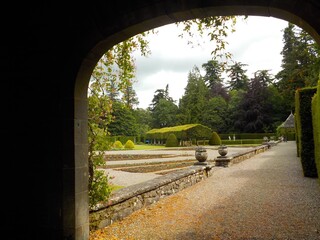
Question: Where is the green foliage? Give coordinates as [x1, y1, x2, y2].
[295, 86, 318, 178]
[201, 97, 228, 132]
[295, 112, 300, 157]
[147, 124, 198, 134]
[87, 122, 113, 211]
[165, 133, 179, 147]
[107, 135, 136, 144]
[88, 124, 113, 152]
[221, 139, 264, 145]
[208, 132, 222, 145]
[124, 139, 135, 149]
[149, 84, 172, 110]
[276, 112, 296, 141]
[108, 102, 139, 136]
[176, 16, 241, 63]
[280, 131, 296, 141]
[150, 98, 179, 128]
[276, 126, 296, 140]
[178, 66, 209, 124]
[202, 60, 229, 100]
[219, 133, 275, 140]
[234, 70, 277, 133]
[276, 23, 320, 110]
[146, 124, 212, 141]
[133, 108, 152, 136]
[226, 62, 249, 91]
[89, 169, 112, 210]
[88, 32, 151, 207]
[113, 140, 123, 149]
[312, 80, 320, 183]
[88, 150, 113, 210]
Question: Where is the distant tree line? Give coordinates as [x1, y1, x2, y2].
[92, 22, 319, 139]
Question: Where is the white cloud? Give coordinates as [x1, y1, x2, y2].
[133, 16, 289, 109]
[135, 71, 188, 108]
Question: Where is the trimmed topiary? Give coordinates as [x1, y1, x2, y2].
[208, 132, 222, 145]
[113, 140, 123, 149]
[295, 86, 318, 178]
[146, 124, 212, 143]
[165, 133, 179, 147]
[312, 80, 320, 183]
[124, 140, 135, 149]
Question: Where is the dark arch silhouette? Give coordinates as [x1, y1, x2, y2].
[5, 1, 320, 239]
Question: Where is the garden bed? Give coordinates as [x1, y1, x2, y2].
[111, 160, 197, 173]
[104, 153, 184, 161]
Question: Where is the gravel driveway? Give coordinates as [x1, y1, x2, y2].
[91, 141, 320, 240]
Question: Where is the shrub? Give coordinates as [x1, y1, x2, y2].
[208, 132, 222, 145]
[124, 139, 135, 149]
[312, 80, 320, 183]
[295, 87, 318, 178]
[165, 133, 179, 147]
[89, 169, 112, 210]
[113, 140, 123, 149]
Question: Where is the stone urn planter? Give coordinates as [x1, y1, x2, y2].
[195, 146, 208, 162]
[218, 145, 228, 156]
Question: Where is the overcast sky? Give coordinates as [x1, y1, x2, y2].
[133, 16, 289, 109]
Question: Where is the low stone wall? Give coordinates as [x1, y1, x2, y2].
[89, 144, 273, 230]
[231, 147, 264, 165]
[215, 144, 271, 167]
[89, 165, 214, 230]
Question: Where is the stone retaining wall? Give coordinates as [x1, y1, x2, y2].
[214, 144, 271, 167]
[89, 165, 213, 230]
[89, 144, 273, 230]
[230, 144, 270, 165]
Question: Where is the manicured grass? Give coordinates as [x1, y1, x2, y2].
[132, 144, 167, 150]
[110, 145, 165, 151]
[221, 139, 264, 145]
[225, 144, 262, 147]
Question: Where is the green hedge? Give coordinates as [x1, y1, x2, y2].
[312, 80, 320, 183]
[208, 132, 222, 145]
[295, 86, 318, 178]
[276, 127, 296, 141]
[219, 133, 275, 140]
[146, 124, 212, 141]
[295, 112, 300, 157]
[165, 133, 179, 147]
[222, 139, 264, 145]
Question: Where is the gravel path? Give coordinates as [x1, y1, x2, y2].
[91, 142, 320, 240]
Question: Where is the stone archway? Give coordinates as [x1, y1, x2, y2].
[75, 2, 320, 240]
[6, 1, 320, 240]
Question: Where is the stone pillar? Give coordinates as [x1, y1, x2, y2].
[214, 155, 233, 167]
[215, 145, 232, 167]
